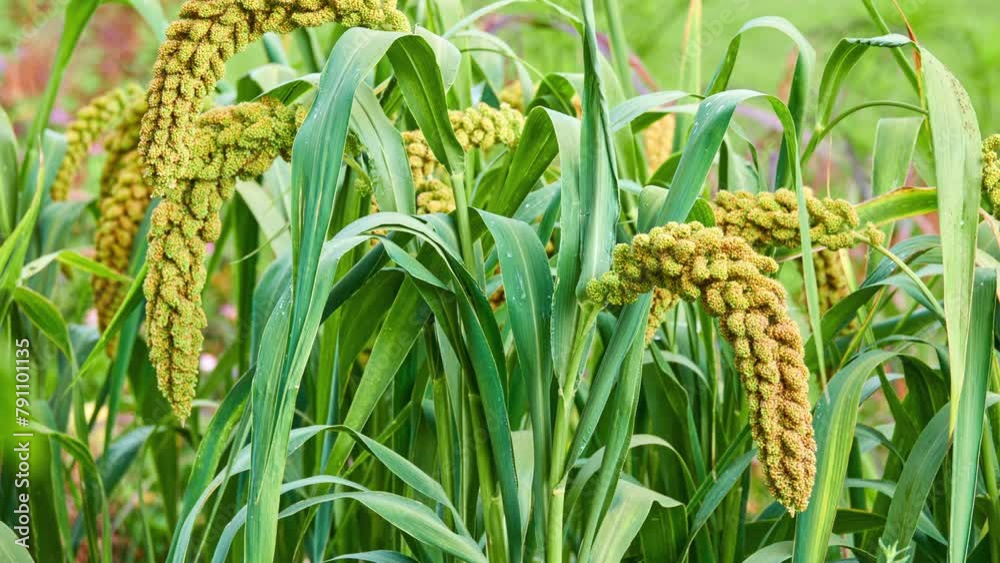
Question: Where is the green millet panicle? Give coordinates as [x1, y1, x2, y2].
[51, 84, 145, 201]
[93, 150, 151, 339]
[712, 189, 860, 251]
[450, 102, 525, 152]
[145, 99, 305, 419]
[983, 134, 1000, 214]
[100, 95, 148, 189]
[402, 130, 440, 183]
[401, 103, 525, 212]
[812, 248, 850, 314]
[416, 178, 456, 214]
[645, 288, 678, 342]
[499, 81, 526, 112]
[587, 222, 816, 512]
[139, 0, 409, 192]
[403, 103, 526, 184]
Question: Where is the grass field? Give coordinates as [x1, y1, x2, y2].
[1, 0, 999, 561]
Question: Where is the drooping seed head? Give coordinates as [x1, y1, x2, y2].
[712, 188, 861, 251]
[588, 222, 816, 512]
[984, 134, 1000, 215]
[139, 0, 409, 193]
[145, 98, 305, 419]
[51, 84, 145, 201]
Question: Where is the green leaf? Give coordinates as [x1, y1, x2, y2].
[280, 492, 487, 563]
[948, 268, 997, 560]
[333, 551, 420, 563]
[574, 0, 621, 297]
[325, 279, 430, 474]
[255, 28, 465, 563]
[880, 405, 950, 554]
[13, 286, 74, 367]
[793, 350, 901, 563]
[0, 105, 17, 236]
[20, 250, 132, 283]
[0, 522, 32, 563]
[589, 480, 681, 563]
[352, 84, 415, 214]
[480, 210, 554, 535]
[920, 46, 983, 432]
[855, 187, 937, 227]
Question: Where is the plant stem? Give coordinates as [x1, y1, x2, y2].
[451, 154, 477, 275]
[546, 304, 600, 563]
[468, 393, 509, 563]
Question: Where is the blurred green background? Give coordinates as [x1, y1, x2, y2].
[2, 0, 997, 157]
[476, 0, 998, 136]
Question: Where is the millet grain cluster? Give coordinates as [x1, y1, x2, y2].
[587, 222, 816, 512]
[52, 84, 145, 201]
[138, 0, 410, 193]
[144, 99, 305, 418]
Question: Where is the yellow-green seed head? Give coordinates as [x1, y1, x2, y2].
[139, 0, 409, 193]
[144, 98, 305, 419]
[416, 179, 456, 215]
[644, 115, 675, 175]
[51, 84, 145, 201]
[588, 222, 816, 512]
[812, 248, 850, 314]
[712, 189, 861, 251]
[402, 103, 525, 213]
[93, 150, 151, 345]
[983, 134, 1000, 214]
[403, 130, 440, 183]
[645, 287, 678, 342]
[450, 102, 525, 152]
[499, 81, 526, 112]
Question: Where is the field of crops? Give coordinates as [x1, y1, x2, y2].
[1, 0, 998, 561]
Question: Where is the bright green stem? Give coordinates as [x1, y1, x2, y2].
[603, 0, 632, 96]
[432, 371, 455, 518]
[451, 157, 477, 275]
[546, 304, 601, 563]
[468, 393, 509, 563]
[981, 417, 1000, 563]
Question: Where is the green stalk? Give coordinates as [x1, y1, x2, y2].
[450, 153, 477, 275]
[603, 0, 632, 96]
[980, 417, 1000, 563]
[468, 393, 509, 562]
[546, 304, 601, 563]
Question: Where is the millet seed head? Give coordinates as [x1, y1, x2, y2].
[51, 84, 146, 201]
[139, 0, 409, 193]
[712, 188, 861, 251]
[587, 222, 816, 512]
[93, 150, 151, 354]
[144, 98, 305, 419]
[644, 115, 675, 175]
[983, 134, 1000, 215]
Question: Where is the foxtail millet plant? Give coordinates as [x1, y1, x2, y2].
[93, 150, 150, 339]
[138, 0, 409, 192]
[399, 102, 526, 214]
[144, 98, 305, 419]
[984, 134, 1000, 214]
[711, 188, 861, 251]
[812, 248, 850, 313]
[643, 114, 675, 174]
[587, 222, 816, 512]
[51, 83, 145, 201]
